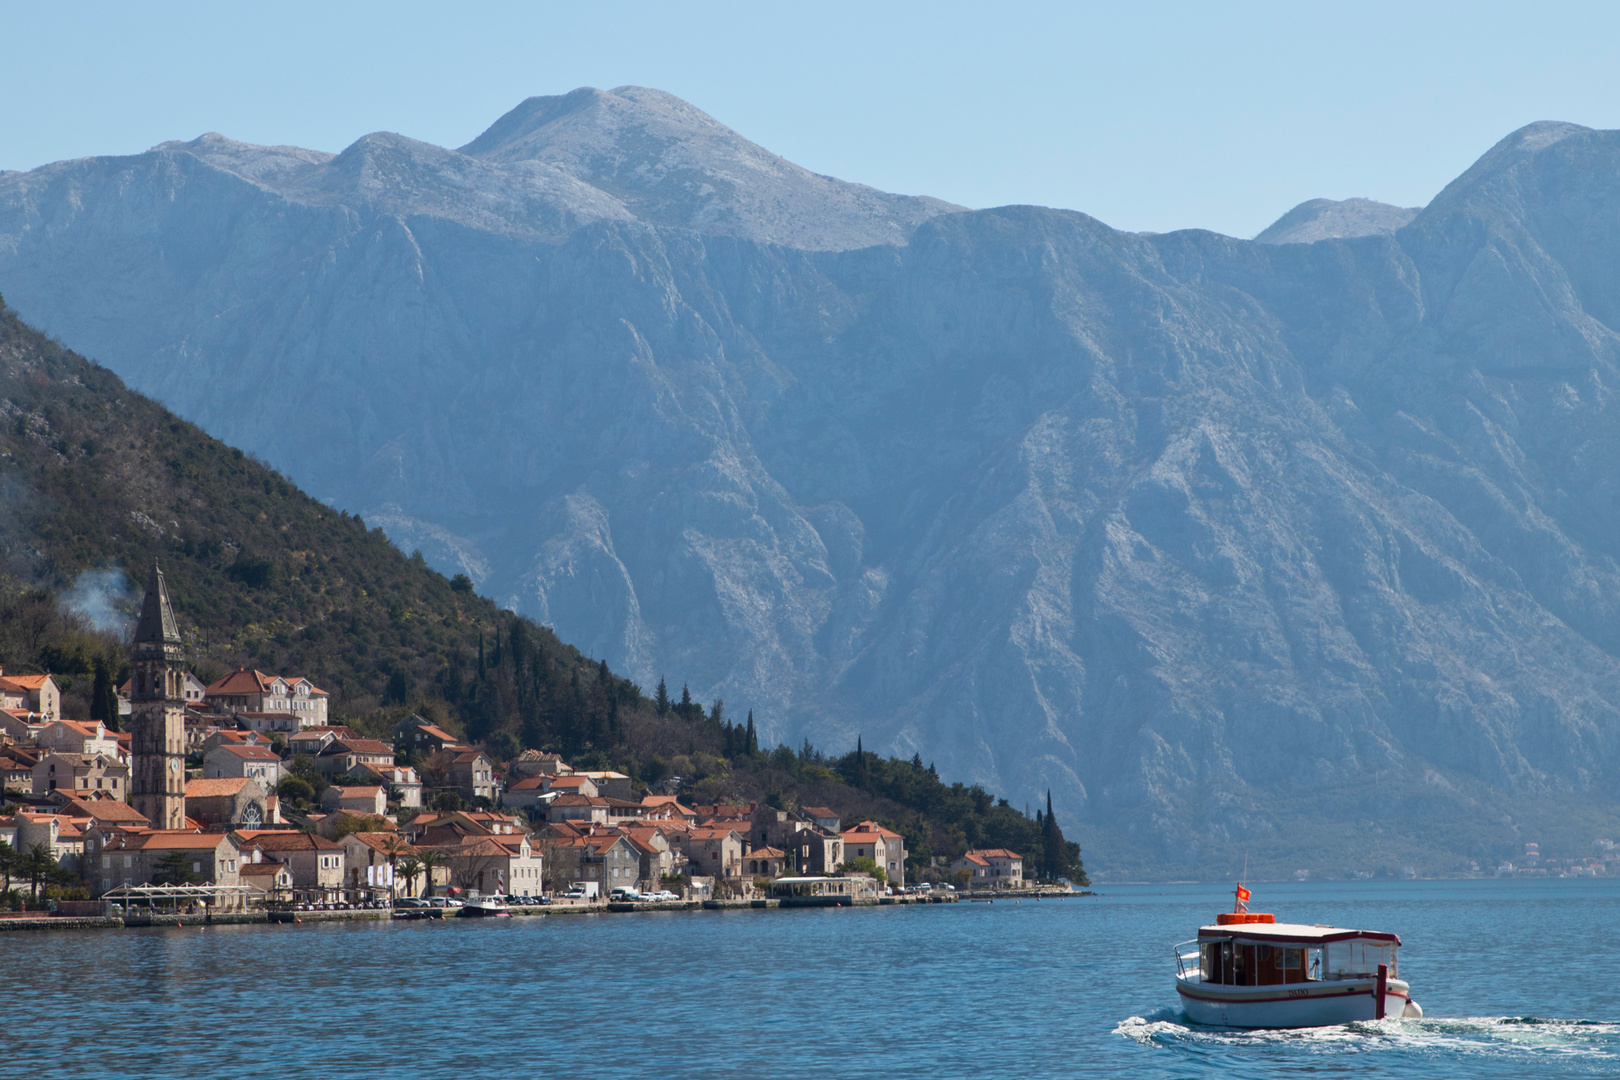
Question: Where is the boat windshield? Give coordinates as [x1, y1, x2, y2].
[1195, 936, 1395, 984]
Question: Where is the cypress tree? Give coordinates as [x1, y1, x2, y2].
[477, 632, 487, 681]
[856, 735, 868, 789]
[1042, 789, 1065, 880]
[90, 657, 119, 732]
[745, 710, 758, 755]
[679, 684, 693, 721]
[655, 677, 670, 715]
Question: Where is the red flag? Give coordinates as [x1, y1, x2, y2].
[1236, 885, 1251, 903]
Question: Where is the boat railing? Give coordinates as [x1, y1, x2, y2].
[1173, 939, 1201, 979]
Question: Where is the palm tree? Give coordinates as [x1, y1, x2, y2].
[415, 847, 443, 898]
[22, 843, 57, 904]
[395, 855, 425, 898]
[0, 837, 17, 898]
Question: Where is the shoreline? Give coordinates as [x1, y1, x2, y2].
[0, 887, 1089, 932]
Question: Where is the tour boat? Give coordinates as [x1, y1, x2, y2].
[1173, 887, 1421, 1028]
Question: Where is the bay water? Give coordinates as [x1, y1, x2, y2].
[9, 878, 1618, 1078]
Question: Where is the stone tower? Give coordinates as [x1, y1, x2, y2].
[129, 564, 186, 830]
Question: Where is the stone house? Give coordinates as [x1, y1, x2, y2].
[0, 709, 46, 744]
[543, 774, 599, 798]
[94, 831, 249, 907]
[685, 828, 744, 880]
[31, 752, 129, 799]
[357, 762, 423, 808]
[185, 776, 270, 829]
[546, 794, 611, 824]
[392, 714, 462, 755]
[449, 749, 496, 802]
[54, 792, 152, 832]
[240, 859, 294, 900]
[742, 846, 788, 878]
[35, 720, 120, 759]
[506, 750, 570, 781]
[802, 806, 841, 832]
[196, 728, 266, 757]
[313, 738, 396, 778]
[572, 771, 633, 800]
[640, 796, 698, 824]
[1, 745, 39, 791]
[841, 821, 907, 886]
[234, 830, 345, 902]
[286, 725, 360, 757]
[788, 827, 844, 875]
[204, 743, 285, 790]
[0, 668, 60, 720]
[618, 825, 678, 887]
[502, 776, 555, 813]
[16, 811, 84, 872]
[541, 831, 639, 893]
[440, 833, 544, 897]
[951, 848, 1023, 886]
[338, 831, 415, 899]
[203, 667, 329, 728]
[322, 785, 389, 816]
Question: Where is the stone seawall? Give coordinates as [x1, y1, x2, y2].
[0, 915, 123, 932]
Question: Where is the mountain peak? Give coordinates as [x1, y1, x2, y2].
[1254, 197, 1420, 244]
[457, 86, 961, 249]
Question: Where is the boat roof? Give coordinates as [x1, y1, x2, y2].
[1198, 922, 1401, 945]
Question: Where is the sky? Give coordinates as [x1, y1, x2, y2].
[4, 2, 1619, 238]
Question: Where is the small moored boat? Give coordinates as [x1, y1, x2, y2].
[457, 896, 512, 918]
[1174, 886, 1421, 1028]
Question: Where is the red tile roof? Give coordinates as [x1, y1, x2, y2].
[130, 831, 230, 851]
[204, 667, 327, 697]
[217, 744, 281, 761]
[186, 777, 254, 798]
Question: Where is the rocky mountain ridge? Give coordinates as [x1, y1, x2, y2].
[3, 97, 1620, 876]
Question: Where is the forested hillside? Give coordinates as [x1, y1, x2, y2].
[0, 296, 1082, 882]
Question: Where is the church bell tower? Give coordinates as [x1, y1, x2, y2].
[130, 564, 187, 830]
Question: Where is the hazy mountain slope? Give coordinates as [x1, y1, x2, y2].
[1255, 196, 1420, 243]
[3, 101, 1620, 877]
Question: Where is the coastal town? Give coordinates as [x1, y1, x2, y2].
[0, 567, 1051, 924]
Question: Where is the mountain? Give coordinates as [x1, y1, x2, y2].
[0, 298, 1074, 876]
[4, 95, 1620, 877]
[1253, 196, 1420, 243]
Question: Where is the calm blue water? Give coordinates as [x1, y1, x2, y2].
[9, 879, 1619, 1078]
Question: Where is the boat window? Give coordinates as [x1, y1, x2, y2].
[1306, 947, 1322, 981]
[1221, 941, 1233, 985]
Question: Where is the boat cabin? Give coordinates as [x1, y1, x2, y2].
[1193, 917, 1400, 987]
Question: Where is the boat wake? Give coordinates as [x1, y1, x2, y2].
[1115, 1011, 1620, 1073]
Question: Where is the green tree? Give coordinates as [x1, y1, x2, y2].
[22, 843, 61, 903]
[0, 837, 17, 895]
[395, 855, 424, 897]
[840, 855, 887, 885]
[416, 847, 444, 898]
[654, 677, 670, 715]
[276, 775, 317, 808]
[150, 849, 204, 887]
[90, 656, 120, 731]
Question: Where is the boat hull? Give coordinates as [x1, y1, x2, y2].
[1177, 976, 1413, 1028]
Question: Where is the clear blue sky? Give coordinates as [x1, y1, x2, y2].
[4, 2, 1619, 238]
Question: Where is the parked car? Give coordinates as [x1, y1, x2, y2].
[609, 886, 642, 902]
[395, 897, 429, 909]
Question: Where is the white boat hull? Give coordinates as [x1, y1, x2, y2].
[1176, 975, 1415, 1028]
